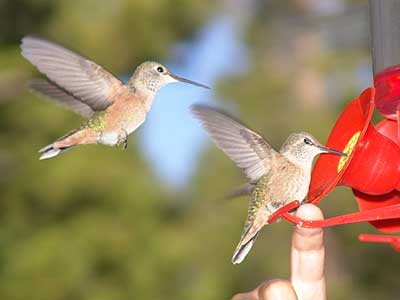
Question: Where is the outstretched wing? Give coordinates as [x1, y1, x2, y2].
[191, 105, 278, 182]
[29, 79, 95, 118]
[21, 36, 125, 111]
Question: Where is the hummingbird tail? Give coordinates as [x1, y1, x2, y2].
[38, 144, 71, 160]
[232, 232, 260, 264]
[38, 129, 98, 160]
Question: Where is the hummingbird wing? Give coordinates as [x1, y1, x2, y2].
[224, 183, 256, 200]
[21, 36, 125, 111]
[191, 105, 278, 182]
[29, 79, 95, 118]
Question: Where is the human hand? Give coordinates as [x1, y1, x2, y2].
[231, 204, 326, 300]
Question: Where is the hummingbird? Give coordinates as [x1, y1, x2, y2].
[21, 36, 209, 160]
[191, 105, 346, 264]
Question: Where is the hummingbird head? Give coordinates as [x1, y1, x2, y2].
[128, 61, 209, 93]
[280, 132, 346, 167]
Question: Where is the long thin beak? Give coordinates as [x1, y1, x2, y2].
[169, 73, 210, 89]
[318, 145, 347, 156]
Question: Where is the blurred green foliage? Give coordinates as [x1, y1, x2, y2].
[0, 1, 399, 300]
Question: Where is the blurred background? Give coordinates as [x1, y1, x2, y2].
[0, 0, 398, 299]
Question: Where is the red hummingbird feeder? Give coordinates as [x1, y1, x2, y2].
[307, 87, 400, 200]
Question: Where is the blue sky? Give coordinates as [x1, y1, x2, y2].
[137, 15, 249, 189]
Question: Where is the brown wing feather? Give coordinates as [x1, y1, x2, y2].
[29, 79, 95, 118]
[191, 105, 278, 182]
[21, 36, 125, 111]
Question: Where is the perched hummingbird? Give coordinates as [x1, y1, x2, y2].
[191, 105, 346, 264]
[21, 36, 209, 160]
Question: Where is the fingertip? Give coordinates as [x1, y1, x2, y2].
[292, 204, 325, 251]
[295, 203, 324, 221]
[259, 279, 298, 300]
[291, 203, 326, 295]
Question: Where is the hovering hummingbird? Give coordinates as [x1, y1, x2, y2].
[191, 105, 346, 264]
[21, 36, 209, 160]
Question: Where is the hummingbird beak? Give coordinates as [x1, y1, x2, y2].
[318, 145, 347, 156]
[169, 73, 210, 89]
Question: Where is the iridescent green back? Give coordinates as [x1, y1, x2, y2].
[242, 173, 271, 234]
[80, 111, 106, 131]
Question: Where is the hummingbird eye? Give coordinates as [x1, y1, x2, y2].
[304, 138, 313, 145]
[156, 66, 164, 73]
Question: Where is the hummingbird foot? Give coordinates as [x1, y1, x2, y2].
[116, 130, 129, 149]
[296, 221, 304, 229]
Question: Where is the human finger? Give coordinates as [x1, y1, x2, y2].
[290, 204, 326, 300]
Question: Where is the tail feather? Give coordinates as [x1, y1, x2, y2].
[231, 212, 266, 264]
[232, 232, 260, 264]
[38, 129, 88, 160]
[38, 144, 71, 160]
